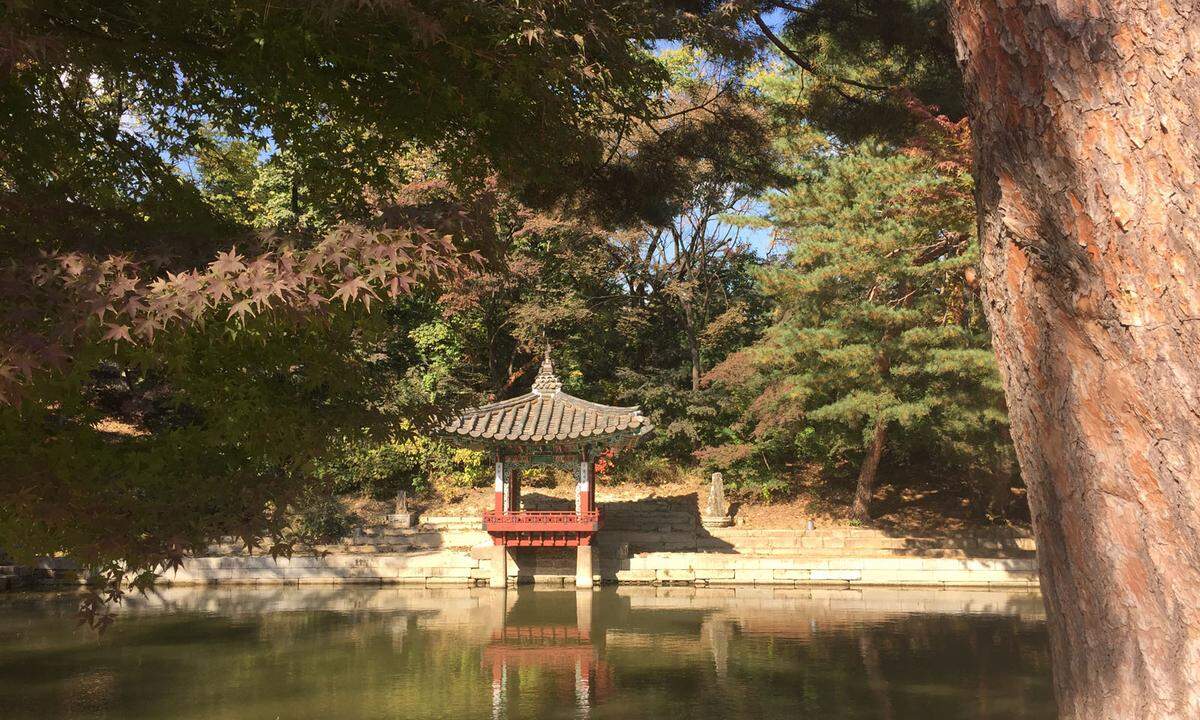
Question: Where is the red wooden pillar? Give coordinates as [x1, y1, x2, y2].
[587, 460, 596, 514]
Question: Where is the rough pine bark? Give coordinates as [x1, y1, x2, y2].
[853, 419, 888, 521]
[946, 2, 1200, 717]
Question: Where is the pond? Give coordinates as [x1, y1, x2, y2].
[0, 586, 1055, 719]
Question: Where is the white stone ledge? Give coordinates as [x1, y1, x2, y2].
[155, 550, 1038, 589]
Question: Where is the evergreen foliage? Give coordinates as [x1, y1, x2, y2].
[707, 130, 1015, 517]
[767, 0, 963, 142]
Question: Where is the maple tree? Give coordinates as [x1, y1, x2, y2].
[0, 1, 759, 621]
[0, 0, 752, 398]
[0, 229, 474, 399]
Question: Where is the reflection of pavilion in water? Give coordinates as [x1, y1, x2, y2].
[481, 585, 1048, 719]
[481, 587, 867, 716]
[485, 590, 610, 719]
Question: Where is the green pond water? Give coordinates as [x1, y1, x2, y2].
[0, 586, 1055, 719]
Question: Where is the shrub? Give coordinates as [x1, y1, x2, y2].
[607, 451, 685, 486]
[519, 466, 568, 488]
[314, 428, 488, 501]
[290, 493, 358, 545]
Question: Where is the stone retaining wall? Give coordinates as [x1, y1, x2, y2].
[1, 556, 78, 590]
[3, 514, 1040, 591]
[612, 553, 1038, 587]
[268, 515, 1036, 560]
[152, 548, 1038, 589]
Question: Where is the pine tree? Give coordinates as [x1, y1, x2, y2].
[712, 139, 1011, 520]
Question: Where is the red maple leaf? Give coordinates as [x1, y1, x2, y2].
[102, 324, 133, 343]
[331, 276, 370, 308]
[209, 249, 246, 275]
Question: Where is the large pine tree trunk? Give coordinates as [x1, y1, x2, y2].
[946, 2, 1200, 717]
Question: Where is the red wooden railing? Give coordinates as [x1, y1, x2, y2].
[482, 510, 600, 546]
[483, 510, 599, 524]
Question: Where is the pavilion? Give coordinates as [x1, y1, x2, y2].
[439, 348, 651, 587]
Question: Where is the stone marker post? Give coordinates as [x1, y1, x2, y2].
[701, 472, 732, 528]
[391, 489, 418, 528]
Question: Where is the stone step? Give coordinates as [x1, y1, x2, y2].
[328, 547, 1002, 560]
[704, 527, 1030, 541]
[346, 537, 488, 550]
[369, 516, 483, 531]
[418, 516, 483, 527]
[643, 547, 1027, 559]
[602, 525, 701, 533]
[618, 552, 1038, 569]
[693, 536, 1033, 550]
[359, 526, 486, 539]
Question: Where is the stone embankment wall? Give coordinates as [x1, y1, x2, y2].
[1, 556, 81, 590]
[163, 547, 1038, 588]
[167, 508, 1038, 589]
[3, 503, 1040, 591]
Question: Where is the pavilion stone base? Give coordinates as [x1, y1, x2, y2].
[492, 549, 576, 588]
[488, 545, 508, 588]
[575, 545, 595, 588]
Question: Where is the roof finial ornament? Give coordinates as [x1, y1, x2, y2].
[532, 342, 562, 394]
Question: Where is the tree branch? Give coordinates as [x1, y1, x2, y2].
[752, 14, 891, 95]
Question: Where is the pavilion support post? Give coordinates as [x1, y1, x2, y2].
[577, 452, 592, 514]
[489, 544, 508, 588]
[575, 544, 594, 588]
[587, 460, 596, 514]
[493, 457, 505, 514]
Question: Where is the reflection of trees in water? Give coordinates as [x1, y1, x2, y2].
[1, 592, 501, 720]
[0, 588, 1054, 720]
[579, 591, 1054, 720]
[859, 634, 894, 720]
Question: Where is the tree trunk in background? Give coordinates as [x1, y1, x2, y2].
[947, 2, 1200, 717]
[985, 448, 1016, 520]
[682, 300, 702, 391]
[688, 337, 701, 392]
[853, 419, 887, 521]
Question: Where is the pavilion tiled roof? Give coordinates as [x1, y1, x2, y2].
[439, 351, 651, 445]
